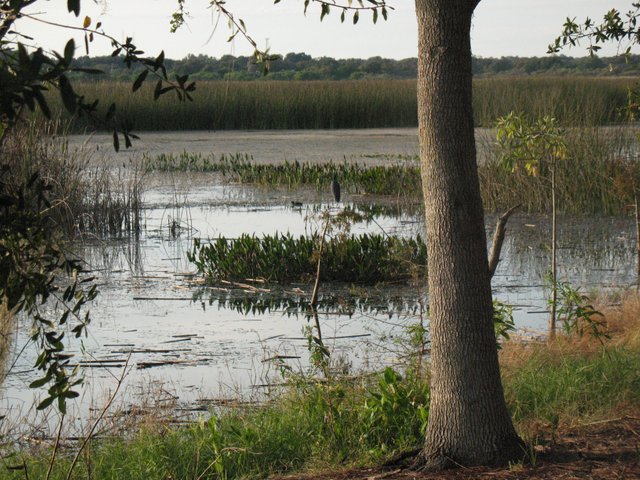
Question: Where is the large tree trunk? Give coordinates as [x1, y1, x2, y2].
[415, 0, 522, 469]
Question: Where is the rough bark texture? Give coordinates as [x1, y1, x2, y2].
[415, 0, 522, 469]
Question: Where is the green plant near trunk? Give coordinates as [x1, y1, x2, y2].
[493, 299, 516, 349]
[496, 112, 568, 336]
[554, 282, 609, 343]
[187, 233, 427, 284]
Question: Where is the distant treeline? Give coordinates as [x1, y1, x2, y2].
[71, 52, 640, 82]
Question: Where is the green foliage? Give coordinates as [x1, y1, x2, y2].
[496, 112, 568, 177]
[4, 372, 429, 478]
[549, 3, 640, 57]
[0, 164, 96, 413]
[493, 300, 516, 349]
[554, 282, 610, 343]
[145, 152, 422, 196]
[0, 0, 195, 150]
[188, 233, 427, 285]
[361, 368, 430, 450]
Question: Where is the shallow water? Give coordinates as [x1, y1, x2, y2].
[1, 129, 637, 437]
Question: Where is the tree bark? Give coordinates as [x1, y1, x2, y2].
[415, 0, 522, 469]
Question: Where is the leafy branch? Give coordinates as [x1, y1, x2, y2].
[0, 166, 96, 413]
[1, 0, 195, 150]
[548, 3, 640, 57]
[170, 0, 392, 75]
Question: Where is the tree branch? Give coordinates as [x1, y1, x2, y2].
[488, 204, 520, 278]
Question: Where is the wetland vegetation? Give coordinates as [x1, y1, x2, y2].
[144, 152, 421, 196]
[3, 292, 640, 480]
[5, 37, 640, 479]
[50, 76, 634, 131]
[188, 233, 427, 284]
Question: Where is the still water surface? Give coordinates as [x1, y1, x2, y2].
[1, 130, 635, 436]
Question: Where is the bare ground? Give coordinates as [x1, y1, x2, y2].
[277, 416, 640, 480]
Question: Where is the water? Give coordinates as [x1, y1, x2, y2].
[1, 129, 636, 437]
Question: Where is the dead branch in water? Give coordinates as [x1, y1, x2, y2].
[488, 204, 521, 278]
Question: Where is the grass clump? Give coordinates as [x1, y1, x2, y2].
[145, 152, 422, 196]
[4, 370, 429, 479]
[188, 233, 427, 284]
[502, 290, 640, 428]
[3, 121, 144, 237]
[504, 346, 640, 425]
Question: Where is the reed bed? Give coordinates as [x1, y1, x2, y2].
[188, 233, 427, 284]
[3, 121, 145, 238]
[55, 77, 633, 131]
[479, 126, 640, 215]
[145, 152, 422, 196]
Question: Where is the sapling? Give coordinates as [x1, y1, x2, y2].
[496, 112, 568, 337]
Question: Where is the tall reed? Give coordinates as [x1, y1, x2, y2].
[480, 126, 640, 215]
[47, 77, 634, 131]
[3, 121, 145, 237]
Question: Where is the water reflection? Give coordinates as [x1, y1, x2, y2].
[1, 199, 636, 434]
[193, 284, 425, 318]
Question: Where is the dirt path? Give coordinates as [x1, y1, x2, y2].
[278, 416, 640, 480]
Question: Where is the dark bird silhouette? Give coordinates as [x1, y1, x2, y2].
[331, 176, 341, 202]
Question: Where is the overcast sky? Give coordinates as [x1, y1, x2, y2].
[18, 1, 636, 60]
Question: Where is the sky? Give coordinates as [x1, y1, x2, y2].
[17, 1, 637, 60]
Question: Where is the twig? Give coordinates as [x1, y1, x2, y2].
[310, 220, 330, 308]
[45, 414, 64, 480]
[635, 193, 639, 291]
[488, 204, 521, 278]
[65, 354, 131, 480]
[580, 416, 623, 427]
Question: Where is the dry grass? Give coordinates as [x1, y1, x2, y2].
[597, 291, 640, 348]
[500, 290, 640, 369]
[498, 290, 640, 440]
[3, 120, 145, 238]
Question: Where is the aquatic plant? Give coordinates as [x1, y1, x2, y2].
[187, 233, 427, 284]
[145, 152, 423, 196]
[480, 126, 640, 215]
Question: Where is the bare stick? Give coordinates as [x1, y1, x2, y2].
[45, 414, 65, 480]
[635, 193, 640, 291]
[310, 220, 330, 309]
[488, 204, 521, 278]
[65, 354, 131, 480]
[550, 167, 557, 338]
